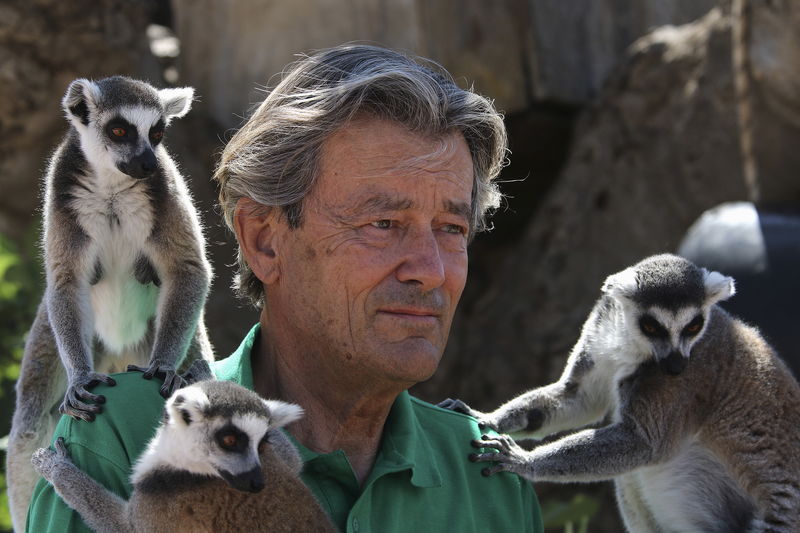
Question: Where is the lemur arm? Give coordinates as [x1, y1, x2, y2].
[471, 419, 653, 483]
[31, 438, 132, 533]
[440, 350, 610, 439]
[45, 218, 116, 420]
[138, 213, 210, 397]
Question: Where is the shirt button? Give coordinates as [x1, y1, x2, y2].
[352, 518, 360, 532]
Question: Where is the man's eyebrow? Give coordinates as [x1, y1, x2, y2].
[444, 200, 471, 220]
[351, 195, 414, 213]
[347, 194, 471, 220]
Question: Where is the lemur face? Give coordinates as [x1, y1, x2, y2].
[635, 305, 707, 375]
[157, 381, 303, 493]
[61, 76, 193, 180]
[204, 412, 272, 493]
[602, 254, 736, 375]
[94, 106, 165, 180]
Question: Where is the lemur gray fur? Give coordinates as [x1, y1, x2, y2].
[32, 380, 337, 533]
[441, 254, 800, 533]
[7, 76, 214, 531]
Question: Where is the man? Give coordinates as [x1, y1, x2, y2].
[27, 44, 544, 532]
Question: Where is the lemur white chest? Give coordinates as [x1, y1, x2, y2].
[586, 330, 643, 420]
[69, 171, 159, 354]
[70, 170, 154, 249]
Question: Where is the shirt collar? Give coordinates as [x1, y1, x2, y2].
[210, 323, 257, 390]
[291, 392, 442, 489]
[214, 323, 442, 489]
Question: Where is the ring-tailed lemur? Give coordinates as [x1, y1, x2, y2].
[7, 76, 214, 531]
[441, 254, 800, 533]
[32, 380, 337, 533]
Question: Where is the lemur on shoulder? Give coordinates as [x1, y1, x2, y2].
[33, 380, 337, 533]
[7, 76, 214, 531]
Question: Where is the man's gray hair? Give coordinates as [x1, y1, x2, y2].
[214, 44, 507, 307]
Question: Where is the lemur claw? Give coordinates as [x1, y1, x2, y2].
[53, 436, 69, 457]
[438, 398, 478, 416]
[59, 372, 116, 421]
[127, 364, 186, 398]
[159, 370, 186, 398]
[438, 398, 497, 431]
[468, 435, 522, 477]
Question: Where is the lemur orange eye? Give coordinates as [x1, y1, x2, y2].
[643, 323, 657, 333]
[111, 127, 126, 137]
[221, 434, 237, 449]
[151, 131, 163, 141]
[686, 323, 701, 333]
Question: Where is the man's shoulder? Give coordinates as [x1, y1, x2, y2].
[53, 372, 167, 466]
[405, 395, 542, 531]
[408, 395, 483, 437]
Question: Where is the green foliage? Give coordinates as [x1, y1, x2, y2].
[0, 231, 43, 533]
[0, 233, 41, 390]
[542, 493, 600, 533]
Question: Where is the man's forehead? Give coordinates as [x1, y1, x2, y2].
[314, 117, 474, 214]
[320, 117, 472, 174]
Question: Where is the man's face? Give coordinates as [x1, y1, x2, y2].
[267, 116, 473, 388]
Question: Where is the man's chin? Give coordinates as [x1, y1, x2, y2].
[379, 338, 444, 383]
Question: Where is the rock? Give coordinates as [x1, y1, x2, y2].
[172, 0, 717, 126]
[742, 0, 800, 205]
[0, 0, 158, 244]
[420, 8, 748, 406]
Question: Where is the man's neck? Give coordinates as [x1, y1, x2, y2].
[251, 322, 405, 486]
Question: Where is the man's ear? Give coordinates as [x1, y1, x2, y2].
[234, 198, 282, 286]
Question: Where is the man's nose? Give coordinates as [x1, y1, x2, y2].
[396, 228, 446, 289]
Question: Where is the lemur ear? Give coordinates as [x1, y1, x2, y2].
[159, 87, 194, 118]
[601, 266, 638, 301]
[703, 269, 735, 305]
[263, 400, 304, 429]
[62, 78, 101, 126]
[166, 384, 209, 426]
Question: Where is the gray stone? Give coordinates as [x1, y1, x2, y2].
[172, 0, 717, 125]
[0, 0, 157, 243]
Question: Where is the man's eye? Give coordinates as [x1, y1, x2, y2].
[443, 224, 467, 235]
[370, 220, 393, 229]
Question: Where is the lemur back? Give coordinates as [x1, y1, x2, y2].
[32, 381, 337, 533]
[7, 76, 214, 531]
[442, 254, 800, 533]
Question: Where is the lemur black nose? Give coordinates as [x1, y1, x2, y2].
[249, 477, 265, 493]
[222, 465, 265, 493]
[660, 351, 687, 376]
[123, 149, 158, 179]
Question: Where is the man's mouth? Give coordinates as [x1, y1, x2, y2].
[377, 308, 441, 323]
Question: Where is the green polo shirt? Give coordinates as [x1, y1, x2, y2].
[27, 325, 543, 532]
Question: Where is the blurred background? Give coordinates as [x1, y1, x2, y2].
[1, 0, 798, 531]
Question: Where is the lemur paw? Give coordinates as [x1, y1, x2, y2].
[127, 364, 186, 398]
[31, 438, 71, 480]
[469, 434, 528, 477]
[59, 373, 116, 421]
[438, 398, 480, 417]
[437, 398, 497, 430]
